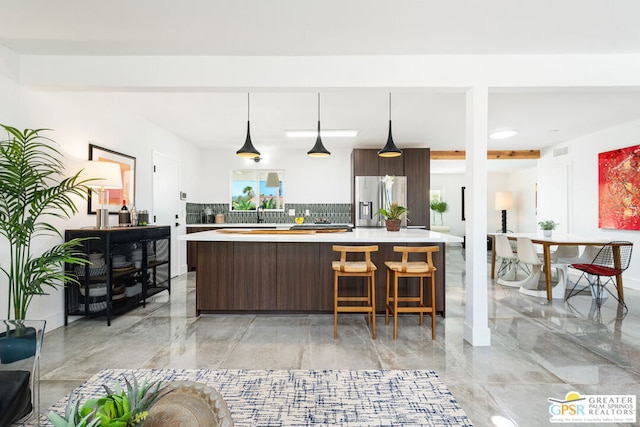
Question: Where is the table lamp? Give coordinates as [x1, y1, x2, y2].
[83, 161, 123, 229]
[494, 191, 513, 233]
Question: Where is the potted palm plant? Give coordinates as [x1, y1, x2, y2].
[1, 125, 92, 362]
[377, 202, 408, 231]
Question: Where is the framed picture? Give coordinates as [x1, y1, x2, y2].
[598, 144, 640, 230]
[87, 144, 136, 214]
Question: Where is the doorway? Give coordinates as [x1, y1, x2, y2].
[152, 151, 181, 277]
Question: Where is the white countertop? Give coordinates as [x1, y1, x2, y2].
[179, 227, 464, 244]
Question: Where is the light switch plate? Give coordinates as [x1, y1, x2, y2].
[288, 209, 295, 216]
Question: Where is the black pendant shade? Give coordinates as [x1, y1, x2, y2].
[378, 93, 402, 158]
[236, 93, 261, 158]
[307, 93, 331, 157]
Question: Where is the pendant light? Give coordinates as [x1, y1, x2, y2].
[236, 93, 261, 158]
[378, 92, 402, 158]
[307, 93, 331, 157]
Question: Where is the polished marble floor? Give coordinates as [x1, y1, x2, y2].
[38, 247, 639, 426]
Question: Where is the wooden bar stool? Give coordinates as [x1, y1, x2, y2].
[384, 246, 439, 340]
[332, 245, 378, 339]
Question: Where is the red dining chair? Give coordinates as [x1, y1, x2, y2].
[565, 241, 633, 309]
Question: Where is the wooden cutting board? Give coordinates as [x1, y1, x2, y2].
[216, 229, 316, 234]
[215, 228, 348, 234]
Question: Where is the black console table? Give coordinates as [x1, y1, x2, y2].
[64, 226, 171, 326]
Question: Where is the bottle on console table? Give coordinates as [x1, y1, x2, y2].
[130, 205, 138, 227]
[118, 200, 130, 227]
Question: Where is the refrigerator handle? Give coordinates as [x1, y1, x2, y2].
[359, 201, 373, 220]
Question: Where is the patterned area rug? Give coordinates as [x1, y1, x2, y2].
[37, 369, 473, 426]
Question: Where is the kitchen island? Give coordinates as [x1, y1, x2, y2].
[180, 228, 462, 316]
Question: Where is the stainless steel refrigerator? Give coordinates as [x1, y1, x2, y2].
[355, 176, 407, 227]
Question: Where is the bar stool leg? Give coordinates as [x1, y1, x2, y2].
[430, 273, 436, 340]
[419, 276, 424, 326]
[334, 271, 338, 339]
[393, 271, 399, 340]
[370, 272, 376, 339]
[366, 276, 372, 327]
[385, 268, 391, 326]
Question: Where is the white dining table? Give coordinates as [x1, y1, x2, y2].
[489, 233, 620, 302]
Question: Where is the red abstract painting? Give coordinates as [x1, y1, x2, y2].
[598, 144, 640, 230]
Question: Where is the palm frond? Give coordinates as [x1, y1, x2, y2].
[1, 124, 94, 320]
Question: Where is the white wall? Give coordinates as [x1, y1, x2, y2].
[0, 78, 202, 329]
[197, 147, 352, 203]
[429, 168, 538, 238]
[539, 118, 640, 290]
[429, 174, 465, 237]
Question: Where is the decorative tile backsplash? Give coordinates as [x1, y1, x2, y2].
[186, 203, 352, 224]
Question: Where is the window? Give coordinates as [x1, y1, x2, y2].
[231, 170, 284, 211]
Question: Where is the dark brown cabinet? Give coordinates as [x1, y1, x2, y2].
[187, 226, 216, 271]
[379, 155, 405, 176]
[64, 226, 171, 326]
[351, 149, 405, 176]
[351, 149, 380, 176]
[194, 241, 446, 316]
[351, 148, 430, 227]
[403, 148, 430, 227]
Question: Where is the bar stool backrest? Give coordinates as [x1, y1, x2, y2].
[392, 246, 439, 273]
[332, 245, 378, 272]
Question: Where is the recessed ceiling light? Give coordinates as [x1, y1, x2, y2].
[489, 130, 518, 139]
[285, 129, 358, 138]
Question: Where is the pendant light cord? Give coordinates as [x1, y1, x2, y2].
[389, 92, 391, 121]
[318, 92, 320, 121]
[248, 93, 250, 121]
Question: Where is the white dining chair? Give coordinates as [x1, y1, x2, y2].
[516, 238, 569, 299]
[551, 245, 579, 262]
[497, 237, 543, 290]
[494, 234, 520, 286]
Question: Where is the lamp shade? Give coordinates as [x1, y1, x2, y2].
[82, 161, 123, 189]
[266, 172, 280, 188]
[236, 121, 261, 158]
[378, 93, 402, 158]
[237, 93, 261, 158]
[495, 191, 513, 211]
[307, 93, 331, 157]
[378, 120, 402, 157]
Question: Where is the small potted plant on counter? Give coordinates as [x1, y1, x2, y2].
[377, 202, 408, 231]
[538, 220, 558, 237]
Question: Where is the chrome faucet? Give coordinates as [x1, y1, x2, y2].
[256, 206, 265, 223]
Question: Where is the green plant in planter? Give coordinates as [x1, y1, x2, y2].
[538, 220, 558, 230]
[377, 202, 408, 221]
[48, 375, 169, 427]
[0, 125, 93, 326]
[429, 200, 448, 225]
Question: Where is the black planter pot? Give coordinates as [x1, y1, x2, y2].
[0, 327, 37, 364]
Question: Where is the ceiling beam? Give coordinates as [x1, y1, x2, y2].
[430, 150, 540, 160]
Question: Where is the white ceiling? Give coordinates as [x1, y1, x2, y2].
[3, 1, 640, 172]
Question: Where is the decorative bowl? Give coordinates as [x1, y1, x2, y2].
[146, 381, 233, 427]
